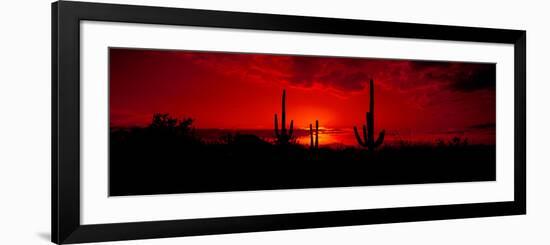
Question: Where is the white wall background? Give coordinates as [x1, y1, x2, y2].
[0, 0, 547, 244]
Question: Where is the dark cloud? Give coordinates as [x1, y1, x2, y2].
[449, 65, 496, 92]
[178, 50, 496, 95]
[409, 60, 453, 70]
[408, 61, 496, 92]
[320, 71, 369, 91]
[469, 122, 496, 129]
[287, 56, 324, 87]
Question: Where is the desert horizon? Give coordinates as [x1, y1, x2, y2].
[111, 125, 496, 147]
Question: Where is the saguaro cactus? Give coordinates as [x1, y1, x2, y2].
[354, 79, 385, 150]
[274, 89, 294, 144]
[310, 120, 319, 151]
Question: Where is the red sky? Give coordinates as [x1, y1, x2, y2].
[109, 48, 496, 143]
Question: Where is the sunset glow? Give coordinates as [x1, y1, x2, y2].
[109, 48, 496, 146]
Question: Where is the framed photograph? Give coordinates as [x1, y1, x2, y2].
[52, 1, 526, 244]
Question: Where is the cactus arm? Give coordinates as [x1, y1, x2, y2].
[288, 120, 294, 137]
[315, 120, 319, 149]
[374, 130, 385, 147]
[310, 123, 314, 149]
[354, 126, 365, 146]
[364, 113, 369, 144]
[362, 125, 368, 146]
[274, 114, 279, 138]
[281, 90, 286, 134]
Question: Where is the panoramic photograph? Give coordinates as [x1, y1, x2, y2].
[108, 48, 497, 196]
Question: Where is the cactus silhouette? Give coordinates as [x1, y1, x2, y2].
[274, 89, 294, 144]
[310, 120, 319, 151]
[354, 79, 385, 150]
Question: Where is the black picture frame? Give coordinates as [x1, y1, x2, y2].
[52, 1, 526, 244]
